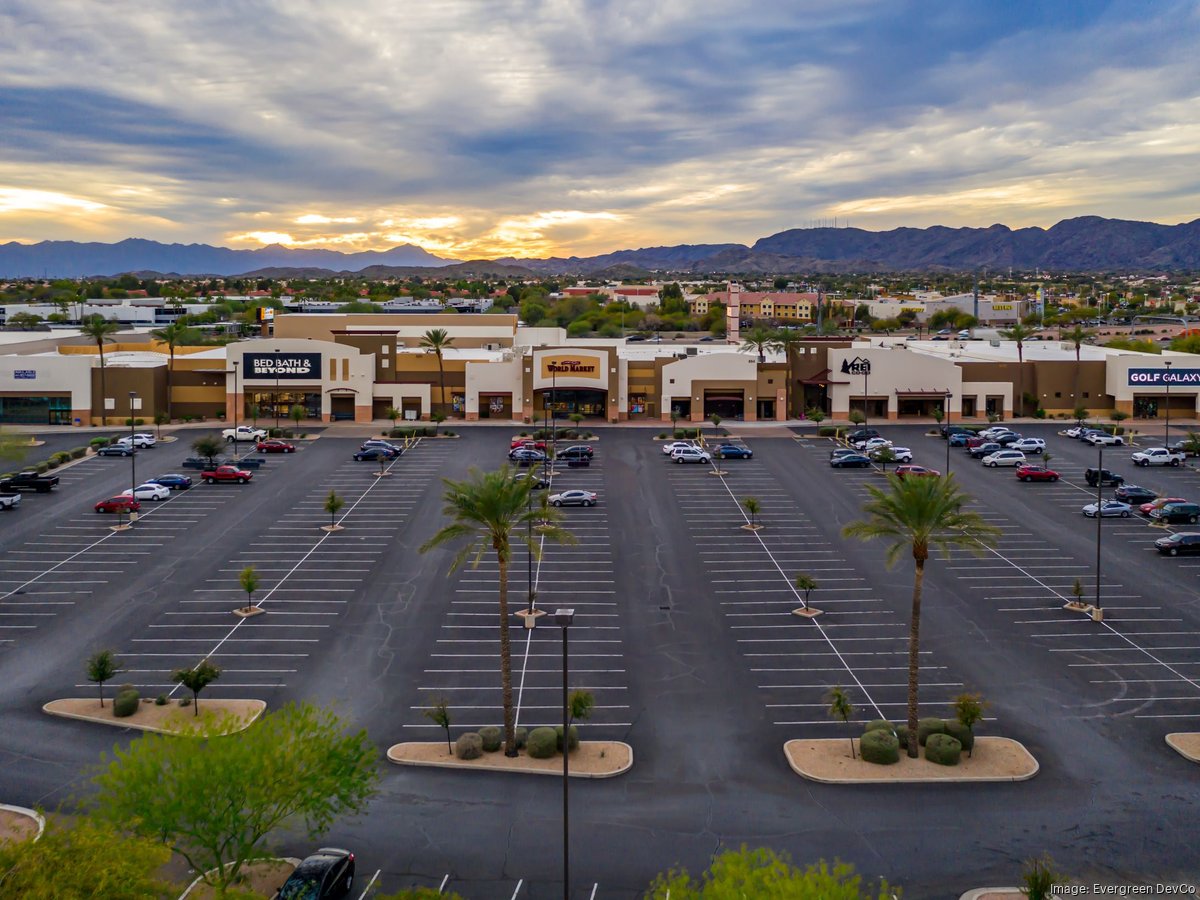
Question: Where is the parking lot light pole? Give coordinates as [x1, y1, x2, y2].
[1164, 360, 1172, 451]
[945, 390, 953, 473]
[554, 608, 575, 900]
[862, 367, 869, 430]
[128, 391, 138, 517]
[273, 347, 281, 430]
[1094, 446, 1103, 615]
[231, 360, 240, 459]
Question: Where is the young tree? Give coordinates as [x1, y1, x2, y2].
[250, 403, 261, 429]
[150, 320, 196, 422]
[848, 410, 866, 427]
[86, 648, 122, 708]
[670, 407, 680, 434]
[843, 474, 999, 757]
[420, 328, 455, 415]
[710, 413, 722, 437]
[873, 446, 896, 473]
[324, 489, 345, 529]
[424, 696, 453, 755]
[793, 573, 818, 607]
[171, 658, 221, 716]
[289, 404, 305, 429]
[646, 847, 894, 899]
[431, 411, 447, 435]
[805, 407, 826, 425]
[825, 686, 857, 758]
[1111, 409, 1129, 432]
[1073, 404, 1089, 427]
[191, 434, 224, 466]
[153, 410, 168, 439]
[999, 323, 1032, 415]
[951, 692, 988, 756]
[420, 467, 575, 755]
[569, 688, 595, 730]
[92, 702, 378, 896]
[932, 406, 944, 426]
[238, 565, 258, 610]
[0, 816, 174, 898]
[741, 496, 761, 528]
[80, 315, 120, 424]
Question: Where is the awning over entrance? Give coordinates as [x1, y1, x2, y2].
[895, 389, 952, 397]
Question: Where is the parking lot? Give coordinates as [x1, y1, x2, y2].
[2, 424, 1200, 897]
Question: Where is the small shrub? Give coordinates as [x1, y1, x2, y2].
[455, 732, 483, 760]
[894, 724, 909, 749]
[35, 462, 49, 474]
[526, 726, 558, 759]
[89, 437, 109, 448]
[135, 418, 145, 426]
[859, 729, 900, 765]
[818, 426, 838, 437]
[179, 697, 192, 707]
[1022, 854, 1066, 900]
[478, 725, 502, 752]
[657, 432, 667, 439]
[182, 415, 193, 423]
[554, 724, 580, 753]
[863, 720, 894, 734]
[71, 447, 87, 458]
[924, 732, 962, 766]
[154, 694, 168, 706]
[944, 720, 974, 752]
[917, 717, 947, 746]
[45, 458, 59, 469]
[112, 689, 140, 718]
[513, 727, 528, 750]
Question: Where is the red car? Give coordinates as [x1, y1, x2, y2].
[201, 466, 253, 484]
[1016, 464, 1060, 483]
[510, 438, 547, 451]
[965, 436, 991, 449]
[895, 465, 941, 478]
[95, 495, 141, 514]
[1141, 497, 1186, 516]
[256, 440, 296, 453]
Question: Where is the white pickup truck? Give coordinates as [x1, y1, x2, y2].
[1131, 447, 1186, 467]
[0, 491, 21, 511]
[222, 425, 268, 443]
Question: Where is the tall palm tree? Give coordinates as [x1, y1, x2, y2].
[150, 321, 195, 422]
[80, 315, 120, 425]
[738, 324, 775, 364]
[769, 328, 805, 419]
[1060, 324, 1091, 412]
[999, 323, 1032, 417]
[843, 474, 999, 757]
[420, 467, 575, 755]
[420, 328, 455, 416]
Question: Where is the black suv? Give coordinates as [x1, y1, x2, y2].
[846, 429, 880, 444]
[1085, 467, 1124, 487]
[556, 445, 594, 460]
[275, 848, 355, 899]
[1115, 484, 1157, 505]
[941, 425, 974, 438]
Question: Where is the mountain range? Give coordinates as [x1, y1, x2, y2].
[2, 217, 1199, 278]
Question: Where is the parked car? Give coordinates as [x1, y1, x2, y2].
[116, 432, 157, 449]
[0, 471, 59, 493]
[1131, 447, 1186, 467]
[555, 445, 594, 460]
[662, 440, 700, 456]
[94, 495, 141, 514]
[274, 848, 355, 900]
[845, 429, 880, 444]
[1139, 497, 1187, 516]
[510, 438, 547, 451]
[871, 446, 913, 463]
[830, 447, 861, 459]
[1010, 438, 1046, 454]
[713, 444, 753, 459]
[1154, 533, 1200, 556]
[223, 425, 268, 443]
[968, 442, 1002, 459]
[895, 465, 940, 478]
[1082, 500, 1132, 518]
[548, 489, 597, 507]
[1150, 502, 1200, 525]
[992, 432, 1024, 447]
[1016, 464, 1060, 482]
[854, 437, 892, 452]
[1085, 467, 1125, 487]
[201, 466, 252, 484]
[0, 491, 21, 511]
[509, 448, 548, 466]
[1064, 426, 1086, 439]
[979, 426, 1016, 439]
[514, 472, 550, 490]
[147, 473, 192, 491]
[257, 439, 297, 453]
[120, 483, 171, 502]
[671, 447, 712, 464]
[948, 432, 972, 447]
[1086, 432, 1125, 446]
[1114, 484, 1156, 504]
[1169, 436, 1200, 456]
[940, 425, 974, 438]
[361, 440, 403, 456]
[965, 435, 994, 449]
[353, 447, 394, 462]
[96, 444, 136, 457]
[830, 453, 872, 468]
[982, 450, 1027, 468]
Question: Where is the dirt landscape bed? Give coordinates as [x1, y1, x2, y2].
[43, 698, 265, 735]
[785, 736, 1038, 783]
[0, 807, 41, 845]
[387, 740, 632, 778]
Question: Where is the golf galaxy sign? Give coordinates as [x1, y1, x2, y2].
[243, 352, 320, 379]
[1128, 368, 1200, 387]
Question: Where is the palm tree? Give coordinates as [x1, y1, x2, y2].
[768, 329, 804, 418]
[420, 467, 576, 755]
[825, 686, 856, 759]
[738, 325, 775, 364]
[420, 328, 455, 416]
[1060, 324, 1091, 410]
[793, 573, 818, 612]
[843, 474, 999, 757]
[999, 323, 1032, 416]
[80, 316, 120, 425]
[742, 496, 761, 528]
[150, 321, 194, 422]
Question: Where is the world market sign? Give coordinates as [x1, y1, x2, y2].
[243, 352, 320, 379]
[540, 355, 602, 380]
[1128, 368, 1200, 387]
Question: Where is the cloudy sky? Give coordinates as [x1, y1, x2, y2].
[2, 0, 1198, 260]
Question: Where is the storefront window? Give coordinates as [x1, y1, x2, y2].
[246, 391, 320, 422]
[630, 394, 646, 414]
[452, 394, 464, 413]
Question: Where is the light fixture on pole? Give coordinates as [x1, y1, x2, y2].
[944, 390, 953, 474]
[273, 347, 281, 430]
[862, 366, 869, 430]
[231, 360, 240, 458]
[128, 391, 138, 521]
[1164, 360, 1172, 452]
[1093, 446, 1104, 620]
[554, 607, 575, 900]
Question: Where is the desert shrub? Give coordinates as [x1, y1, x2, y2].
[657, 432, 668, 439]
[477, 726, 502, 752]
[71, 446, 88, 458]
[924, 732, 962, 766]
[818, 426, 838, 437]
[45, 458, 59, 469]
[179, 697, 191, 707]
[513, 726, 528, 750]
[863, 720, 894, 735]
[154, 695, 168, 706]
[454, 732, 483, 760]
[944, 720, 975, 752]
[917, 717, 947, 746]
[526, 727, 558, 759]
[89, 437, 109, 448]
[112, 689, 140, 718]
[894, 724, 909, 749]
[35, 462, 49, 474]
[859, 729, 900, 765]
[554, 724, 580, 752]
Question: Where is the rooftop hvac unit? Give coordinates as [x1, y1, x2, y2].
[687, 347, 698, 355]
[990, 340, 1000, 347]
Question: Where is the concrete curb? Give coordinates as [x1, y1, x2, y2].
[1165, 733, 1200, 762]
[386, 740, 633, 779]
[784, 737, 1040, 784]
[178, 857, 302, 900]
[959, 889, 1023, 900]
[0, 803, 45, 843]
[42, 698, 266, 736]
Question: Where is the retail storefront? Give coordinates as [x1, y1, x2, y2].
[524, 349, 617, 421]
[0, 355, 95, 425]
[227, 340, 377, 423]
[1106, 355, 1200, 420]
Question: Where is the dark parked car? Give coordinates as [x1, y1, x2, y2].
[1155, 533, 1200, 555]
[1150, 502, 1200, 525]
[992, 432, 1023, 446]
[509, 448, 547, 466]
[96, 444, 136, 457]
[1085, 467, 1125, 487]
[713, 444, 753, 459]
[361, 440, 404, 456]
[352, 447, 393, 462]
[845, 429, 880, 444]
[555, 445, 594, 460]
[0, 471, 59, 492]
[830, 453, 871, 468]
[514, 472, 550, 490]
[274, 848, 355, 899]
[948, 432, 972, 447]
[968, 442, 1002, 459]
[1114, 484, 1157, 505]
[941, 425, 974, 438]
[148, 473, 193, 491]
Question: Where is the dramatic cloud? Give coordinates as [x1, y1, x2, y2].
[0, 0, 1197, 258]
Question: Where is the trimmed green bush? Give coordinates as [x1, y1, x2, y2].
[554, 724, 580, 753]
[513, 726, 528, 750]
[34, 462, 49, 474]
[944, 720, 974, 752]
[454, 732, 483, 760]
[924, 732, 962, 766]
[45, 458, 59, 469]
[179, 696, 191, 707]
[918, 717, 947, 746]
[71, 447, 87, 458]
[818, 426, 838, 437]
[894, 724, 909, 749]
[89, 437, 109, 448]
[112, 689, 140, 718]
[526, 726, 558, 759]
[859, 729, 900, 765]
[478, 726, 502, 753]
[154, 694, 168, 706]
[863, 720, 895, 735]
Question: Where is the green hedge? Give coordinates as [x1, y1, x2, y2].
[526, 727, 558, 759]
[895, 724, 909, 749]
[112, 689, 140, 718]
[555, 724, 580, 753]
[512, 726, 528, 750]
[454, 732, 483, 760]
[71, 447, 88, 459]
[477, 726, 502, 753]
[944, 720, 974, 752]
[860, 729, 900, 765]
[924, 732, 962, 766]
[863, 720, 894, 735]
[917, 717, 947, 746]
[818, 426, 838, 437]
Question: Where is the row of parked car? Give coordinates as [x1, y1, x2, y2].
[661, 439, 754, 464]
[507, 439, 599, 506]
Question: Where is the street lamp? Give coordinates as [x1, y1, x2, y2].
[862, 366, 869, 430]
[944, 390, 953, 474]
[1094, 446, 1103, 616]
[273, 347, 281, 430]
[231, 360, 240, 459]
[128, 391, 138, 518]
[1164, 360, 1172, 451]
[554, 607, 575, 900]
